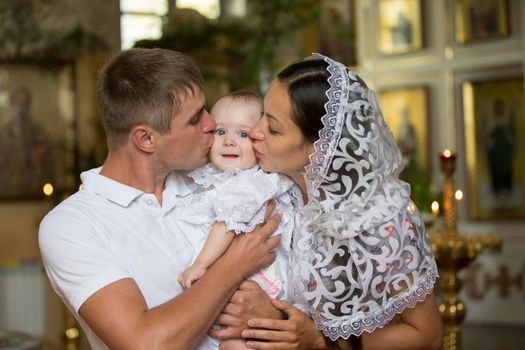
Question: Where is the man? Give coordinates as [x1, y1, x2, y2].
[39, 48, 281, 350]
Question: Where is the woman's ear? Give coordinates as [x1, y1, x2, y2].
[131, 125, 156, 153]
[305, 140, 315, 156]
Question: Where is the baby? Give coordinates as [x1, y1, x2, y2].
[178, 91, 296, 303]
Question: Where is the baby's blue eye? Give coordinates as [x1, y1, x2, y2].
[239, 131, 249, 138]
[214, 129, 225, 136]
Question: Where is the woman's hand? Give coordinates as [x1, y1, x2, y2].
[240, 299, 328, 350]
[209, 281, 284, 340]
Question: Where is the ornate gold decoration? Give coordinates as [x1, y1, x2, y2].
[430, 150, 501, 350]
[465, 262, 524, 299]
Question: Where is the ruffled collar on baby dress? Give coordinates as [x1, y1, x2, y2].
[188, 164, 296, 236]
[188, 163, 261, 189]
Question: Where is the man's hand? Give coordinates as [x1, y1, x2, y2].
[220, 201, 281, 280]
[209, 281, 285, 340]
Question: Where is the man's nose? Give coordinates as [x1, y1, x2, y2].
[200, 110, 216, 133]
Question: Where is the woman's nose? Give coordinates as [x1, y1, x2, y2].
[249, 122, 264, 140]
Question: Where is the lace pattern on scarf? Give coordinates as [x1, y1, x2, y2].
[288, 54, 438, 340]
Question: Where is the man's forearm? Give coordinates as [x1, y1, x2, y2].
[79, 255, 247, 350]
[80, 215, 281, 349]
[137, 217, 282, 348]
[149, 255, 247, 349]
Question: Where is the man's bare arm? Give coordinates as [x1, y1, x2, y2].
[80, 214, 281, 350]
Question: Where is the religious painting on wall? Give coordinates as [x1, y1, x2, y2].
[462, 75, 525, 219]
[379, 86, 430, 172]
[454, 0, 510, 44]
[379, 85, 432, 210]
[0, 63, 76, 200]
[378, 0, 424, 55]
[318, 0, 357, 66]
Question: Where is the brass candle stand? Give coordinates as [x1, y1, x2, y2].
[64, 306, 80, 350]
[430, 151, 501, 350]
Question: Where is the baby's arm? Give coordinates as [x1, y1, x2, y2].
[178, 221, 235, 289]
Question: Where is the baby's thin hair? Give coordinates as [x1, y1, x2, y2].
[225, 90, 262, 107]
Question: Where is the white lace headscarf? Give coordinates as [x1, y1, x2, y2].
[287, 54, 438, 340]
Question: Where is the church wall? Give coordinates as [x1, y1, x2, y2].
[0, 1, 120, 348]
[356, 0, 525, 326]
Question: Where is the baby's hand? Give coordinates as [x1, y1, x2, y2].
[178, 264, 206, 289]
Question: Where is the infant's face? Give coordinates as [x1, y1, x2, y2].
[210, 99, 261, 171]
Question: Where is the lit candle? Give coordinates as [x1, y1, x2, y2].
[431, 201, 440, 216]
[42, 182, 54, 197]
[455, 189, 463, 202]
[440, 149, 457, 160]
[440, 149, 457, 176]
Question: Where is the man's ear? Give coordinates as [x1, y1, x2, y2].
[131, 125, 156, 153]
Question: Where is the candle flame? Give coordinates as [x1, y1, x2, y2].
[431, 201, 439, 215]
[43, 183, 54, 196]
[442, 149, 451, 158]
[455, 190, 463, 201]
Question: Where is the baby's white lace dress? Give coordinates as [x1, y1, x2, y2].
[183, 163, 297, 299]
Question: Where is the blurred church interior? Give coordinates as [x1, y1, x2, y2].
[0, 0, 524, 349]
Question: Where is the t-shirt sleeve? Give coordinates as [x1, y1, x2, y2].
[39, 206, 131, 313]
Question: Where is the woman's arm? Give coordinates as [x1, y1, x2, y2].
[360, 292, 443, 350]
[210, 285, 351, 349]
[236, 292, 442, 350]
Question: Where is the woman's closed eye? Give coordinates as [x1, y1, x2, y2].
[268, 126, 279, 135]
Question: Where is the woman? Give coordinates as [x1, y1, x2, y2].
[236, 54, 443, 349]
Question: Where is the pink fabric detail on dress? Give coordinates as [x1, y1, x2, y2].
[254, 271, 281, 299]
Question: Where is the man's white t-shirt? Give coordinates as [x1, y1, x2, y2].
[39, 168, 217, 349]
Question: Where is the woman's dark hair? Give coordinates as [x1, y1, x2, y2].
[276, 59, 330, 143]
